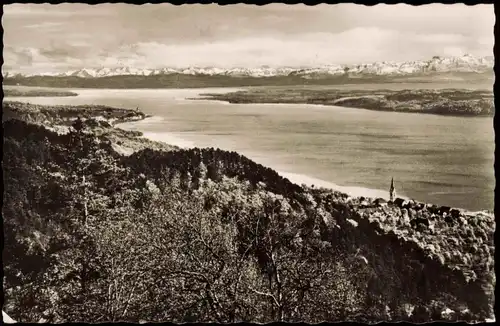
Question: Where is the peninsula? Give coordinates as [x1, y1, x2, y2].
[195, 88, 494, 117]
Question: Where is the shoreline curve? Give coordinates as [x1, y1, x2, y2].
[116, 115, 403, 201]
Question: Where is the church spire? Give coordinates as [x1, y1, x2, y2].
[389, 177, 396, 202]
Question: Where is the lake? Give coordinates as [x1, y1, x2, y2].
[5, 83, 494, 211]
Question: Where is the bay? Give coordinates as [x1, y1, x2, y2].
[6, 82, 494, 211]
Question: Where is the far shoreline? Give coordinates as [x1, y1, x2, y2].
[194, 88, 494, 117]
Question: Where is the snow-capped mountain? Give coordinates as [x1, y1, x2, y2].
[3, 54, 493, 79]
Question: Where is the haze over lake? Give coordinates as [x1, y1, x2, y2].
[7, 82, 494, 211]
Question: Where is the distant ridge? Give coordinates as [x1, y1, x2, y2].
[3, 54, 493, 79]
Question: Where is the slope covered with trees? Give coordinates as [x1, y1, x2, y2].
[2, 103, 495, 323]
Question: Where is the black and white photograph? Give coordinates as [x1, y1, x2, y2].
[1, 2, 495, 323]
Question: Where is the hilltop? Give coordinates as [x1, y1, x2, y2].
[2, 101, 494, 323]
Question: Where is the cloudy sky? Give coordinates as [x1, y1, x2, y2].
[3, 3, 494, 74]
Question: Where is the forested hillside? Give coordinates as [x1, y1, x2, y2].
[2, 103, 495, 323]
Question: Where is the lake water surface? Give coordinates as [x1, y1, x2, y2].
[6, 83, 494, 211]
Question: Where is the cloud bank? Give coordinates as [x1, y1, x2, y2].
[3, 4, 494, 74]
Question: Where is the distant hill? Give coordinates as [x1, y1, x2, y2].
[3, 88, 78, 97]
[3, 54, 493, 89]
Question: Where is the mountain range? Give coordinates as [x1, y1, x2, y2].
[3, 54, 494, 79]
